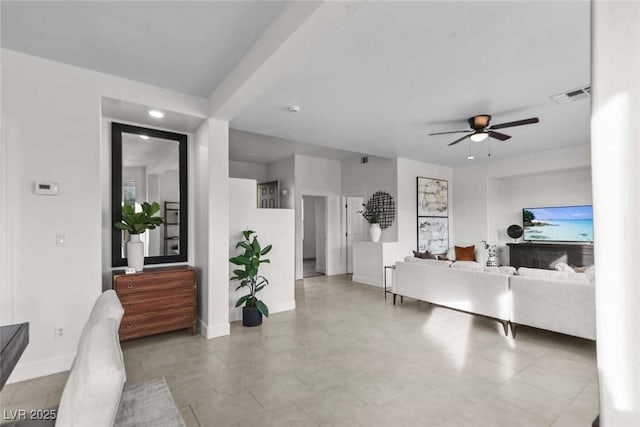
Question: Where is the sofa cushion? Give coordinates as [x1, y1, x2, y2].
[404, 256, 451, 267]
[484, 266, 517, 275]
[450, 261, 484, 271]
[517, 267, 570, 280]
[80, 290, 124, 344]
[56, 318, 126, 427]
[555, 262, 576, 274]
[584, 265, 595, 283]
[412, 250, 436, 259]
[454, 245, 476, 261]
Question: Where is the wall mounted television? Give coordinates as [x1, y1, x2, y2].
[523, 205, 594, 243]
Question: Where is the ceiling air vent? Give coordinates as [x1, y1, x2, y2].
[550, 85, 591, 104]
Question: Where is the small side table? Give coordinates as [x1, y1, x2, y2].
[383, 265, 395, 299]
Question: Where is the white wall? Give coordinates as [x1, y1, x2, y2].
[490, 167, 592, 264]
[229, 160, 268, 182]
[302, 196, 316, 258]
[228, 178, 295, 322]
[294, 154, 343, 279]
[453, 145, 591, 252]
[1, 48, 215, 382]
[395, 157, 454, 260]
[592, 2, 640, 424]
[341, 155, 398, 241]
[266, 156, 295, 209]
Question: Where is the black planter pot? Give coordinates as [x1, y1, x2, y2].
[242, 307, 262, 327]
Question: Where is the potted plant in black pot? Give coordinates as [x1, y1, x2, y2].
[229, 230, 272, 326]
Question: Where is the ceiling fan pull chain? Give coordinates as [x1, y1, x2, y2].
[488, 140, 492, 157]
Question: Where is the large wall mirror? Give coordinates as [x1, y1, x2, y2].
[111, 122, 188, 267]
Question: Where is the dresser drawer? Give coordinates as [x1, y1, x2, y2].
[114, 270, 194, 294]
[119, 287, 194, 315]
[120, 306, 195, 335]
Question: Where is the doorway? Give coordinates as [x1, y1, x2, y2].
[302, 196, 327, 278]
[345, 196, 365, 274]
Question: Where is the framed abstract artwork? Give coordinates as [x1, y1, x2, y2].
[417, 177, 448, 217]
[417, 217, 449, 254]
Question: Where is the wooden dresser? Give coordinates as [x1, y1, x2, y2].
[113, 266, 196, 341]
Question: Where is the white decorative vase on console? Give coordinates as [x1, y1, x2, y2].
[127, 234, 144, 272]
[369, 223, 382, 242]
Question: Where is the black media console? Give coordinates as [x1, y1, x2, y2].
[507, 243, 594, 269]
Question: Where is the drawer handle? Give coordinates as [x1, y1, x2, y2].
[127, 283, 133, 289]
[126, 304, 134, 309]
[126, 323, 133, 329]
[181, 314, 187, 319]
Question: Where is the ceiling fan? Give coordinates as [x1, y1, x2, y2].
[429, 114, 539, 146]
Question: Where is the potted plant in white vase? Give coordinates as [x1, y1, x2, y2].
[361, 205, 382, 242]
[229, 230, 272, 327]
[114, 201, 164, 271]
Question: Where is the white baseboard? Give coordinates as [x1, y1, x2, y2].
[352, 275, 383, 288]
[228, 300, 296, 324]
[200, 319, 230, 339]
[7, 353, 75, 384]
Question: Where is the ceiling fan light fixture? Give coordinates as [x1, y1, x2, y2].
[472, 114, 491, 128]
[470, 132, 489, 142]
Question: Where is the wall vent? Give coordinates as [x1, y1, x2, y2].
[550, 85, 591, 104]
[361, 156, 368, 164]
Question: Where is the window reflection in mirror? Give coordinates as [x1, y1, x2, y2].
[121, 132, 180, 258]
[112, 123, 187, 267]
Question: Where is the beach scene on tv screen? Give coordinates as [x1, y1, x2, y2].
[523, 206, 594, 242]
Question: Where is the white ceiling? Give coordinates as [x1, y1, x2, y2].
[231, 1, 591, 166]
[230, 128, 362, 164]
[0, 1, 285, 97]
[2, 1, 591, 167]
[102, 98, 205, 133]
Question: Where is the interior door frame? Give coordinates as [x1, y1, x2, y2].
[343, 195, 365, 274]
[300, 194, 328, 278]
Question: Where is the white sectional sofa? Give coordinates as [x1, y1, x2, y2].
[510, 268, 596, 340]
[392, 257, 596, 340]
[394, 258, 512, 335]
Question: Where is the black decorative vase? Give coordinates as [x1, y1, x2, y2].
[242, 307, 262, 327]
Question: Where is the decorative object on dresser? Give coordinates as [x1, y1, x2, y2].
[115, 201, 164, 272]
[230, 230, 272, 327]
[507, 242, 594, 269]
[113, 266, 196, 340]
[360, 191, 396, 243]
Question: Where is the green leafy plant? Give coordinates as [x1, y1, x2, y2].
[230, 230, 272, 317]
[360, 204, 381, 224]
[114, 201, 164, 234]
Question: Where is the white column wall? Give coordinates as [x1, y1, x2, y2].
[228, 178, 295, 322]
[206, 119, 231, 338]
[592, 2, 640, 425]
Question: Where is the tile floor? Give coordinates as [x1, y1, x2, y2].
[1, 275, 599, 426]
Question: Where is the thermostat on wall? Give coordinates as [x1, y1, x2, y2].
[34, 181, 59, 196]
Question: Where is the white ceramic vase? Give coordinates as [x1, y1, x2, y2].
[127, 234, 144, 271]
[369, 223, 382, 242]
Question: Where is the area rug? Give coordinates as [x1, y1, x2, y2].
[114, 377, 185, 427]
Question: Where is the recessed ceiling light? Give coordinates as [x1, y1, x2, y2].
[287, 106, 300, 113]
[139, 135, 149, 140]
[467, 155, 475, 160]
[148, 110, 165, 119]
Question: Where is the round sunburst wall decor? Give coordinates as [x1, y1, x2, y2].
[365, 191, 396, 229]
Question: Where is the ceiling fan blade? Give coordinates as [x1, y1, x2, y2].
[488, 131, 512, 141]
[429, 130, 473, 136]
[448, 134, 471, 146]
[488, 117, 539, 130]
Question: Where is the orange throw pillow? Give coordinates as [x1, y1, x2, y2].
[455, 245, 476, 261]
